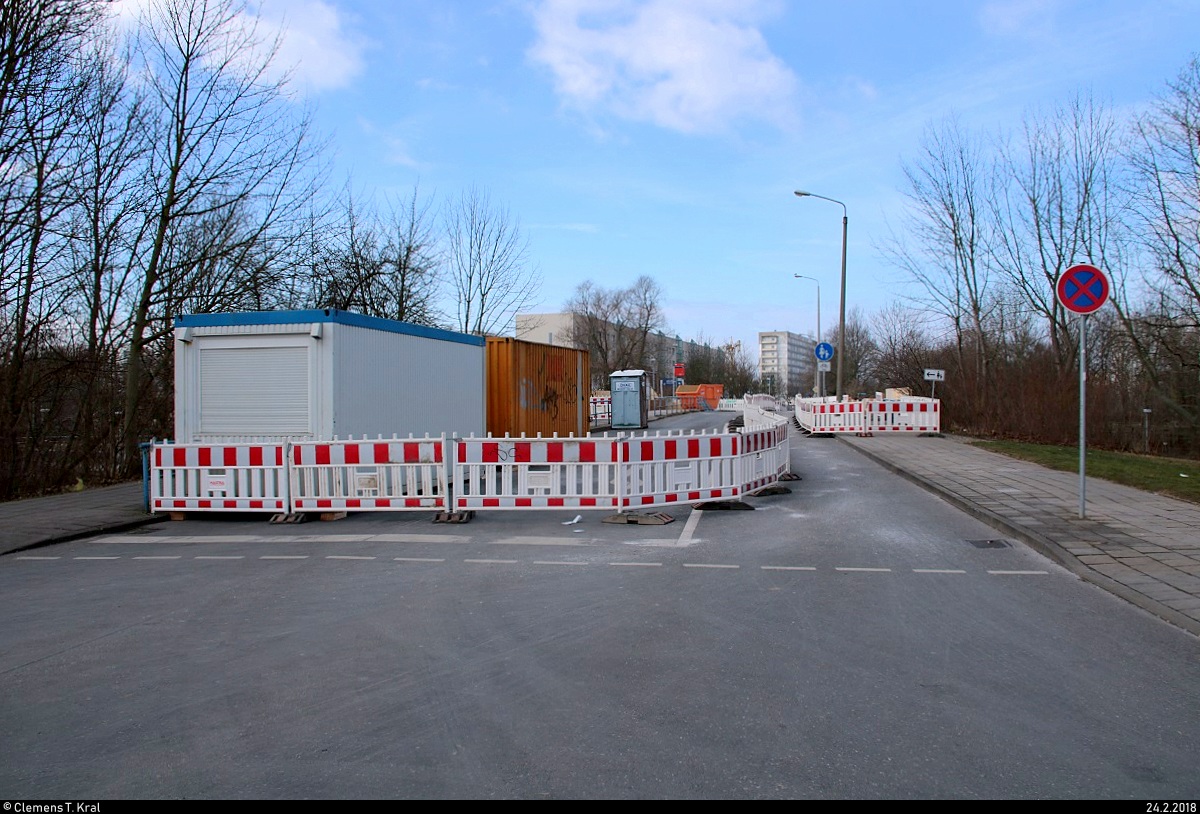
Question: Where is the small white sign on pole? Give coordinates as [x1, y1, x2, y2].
[923, 369, 945, 382]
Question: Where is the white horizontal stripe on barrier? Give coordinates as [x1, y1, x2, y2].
[151, 443, 289, 512]
[793, 398, 941, 434]
[290, 438, 447, 511]
[454, 437, 620, 510]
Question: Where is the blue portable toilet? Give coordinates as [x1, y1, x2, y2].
[610, 369, 649, 430]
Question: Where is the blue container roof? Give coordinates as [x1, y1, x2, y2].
[175, 309, 485, 347]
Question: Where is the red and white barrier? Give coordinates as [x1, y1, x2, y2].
[290, 438, 447, 511]
[867, 400, 940, 433]
[151, 443, 289, 512]
[621, 432, 743, 509]
[454, 437, 620, 510]
[794, 397, 941, 434]
[589, 397, 612, 425]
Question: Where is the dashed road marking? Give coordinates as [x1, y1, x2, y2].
[913, 569, 966, 574]
[194, 556, 244, 560]
[464, 559, 518, 564]
[533, 561, 589, 566]
[683, 563, 740, 569]
[836, 567, 892, 572]
[762, 566, 816, 571]
[394, 557, 445, 563]
[260, 555, 309, 560]
[608, 562, 662, 567]
[988, 570, 1048, 575]
[326, 555, 376, 560]
[133, 556, 181, 560]
[16, 556, 60, 560]
[74, 556, 119, 560]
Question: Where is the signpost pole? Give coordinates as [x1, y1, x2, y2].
[1079, 314, 1088, 519]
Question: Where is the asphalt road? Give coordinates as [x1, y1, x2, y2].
[1, 420, 1197, 799]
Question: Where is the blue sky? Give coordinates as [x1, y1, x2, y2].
[119, 0, 1200, 359]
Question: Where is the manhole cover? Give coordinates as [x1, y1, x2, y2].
[968, 539, 1011, 549]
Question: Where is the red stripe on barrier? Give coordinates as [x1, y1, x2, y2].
[199, 500, 211, 508]
[688, 492, 701, 500]
[404, 444, 420, 464]
[483, 443, 499, 463]
[580, 443, 595, 463]
[222, 500, 236, 509]
[641, 496, 655, 505]
[548, 498, 564, 506]
[664, 440, 677, 460]
[197, 447, 210, 467]
[316, 446, 330, 466]
[688, 438, 700, 459]
[547, 443, 563, 463]
[580, 498, 597, 507]
[641, 440, 654, 461]
[346, 499, 360, 508]
[664, 494, 678, 502]
[435, 443, 443, 463]
[516, 442, 531, 463]
[250, 500, 263, 509]
[251, 447, 264, 467]
[710, 438, 721, 458]
[484, 498, 500, 507]
[223, 447, 237, 466]
[371, 443, 388, 463]
[516, 498, 532, 507]
[345, 444, 360, 465]
[155, 448, 162, 467]
[173, 500, 185, 508]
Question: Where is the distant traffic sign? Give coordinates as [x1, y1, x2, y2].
[815, 342, 834, 361]
[1056, 264, 1109, 315]
[817, 361, 831, 372]
[924, 369, 945, 382]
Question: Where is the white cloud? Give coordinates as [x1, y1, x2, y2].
[110, 0, 367, 93]
[527, 0, 798, 134]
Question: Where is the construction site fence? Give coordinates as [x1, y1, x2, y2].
[150, 410, 792, 515]
[793, 396, 941, 434]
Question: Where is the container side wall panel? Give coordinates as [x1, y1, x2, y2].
[333, 324, 485, 439]
[487, 338, 589, 437]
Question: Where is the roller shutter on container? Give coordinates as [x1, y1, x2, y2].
[199, 345, 310, 435]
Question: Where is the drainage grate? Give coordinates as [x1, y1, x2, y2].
[968, 539, 1011, 549]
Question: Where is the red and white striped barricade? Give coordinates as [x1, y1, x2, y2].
[740, 420, 791, 493]
[809, 401, 868, 433]
[866, 400, 940, 433]
[453, 436, 620, 510]
[620, 432, 742, 509]
[589, 397, 612, 425]
[151, 442, 289, 512]
[290, 437, 448, 512]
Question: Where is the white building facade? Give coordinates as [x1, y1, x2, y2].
[758, 330, 817, 398]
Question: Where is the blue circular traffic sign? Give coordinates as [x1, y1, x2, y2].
[1056, 264, 1109, 315]
[815, 342, 834, 361]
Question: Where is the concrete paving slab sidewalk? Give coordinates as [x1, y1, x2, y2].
[0, 481, 162, 556]
[841, 433, 1200, 637]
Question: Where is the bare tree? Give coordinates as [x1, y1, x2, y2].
[564, 276, 666, 385]
[880, 116, 997, 412]
[1121, 55, 1200, 440]
[120, 0, 323, 470]
[443, 186, 540, 335]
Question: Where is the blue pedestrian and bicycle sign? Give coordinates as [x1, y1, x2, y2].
[814, 342, 834, 361]
[1056, 264, 1109, 315]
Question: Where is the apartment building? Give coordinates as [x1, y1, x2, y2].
[758, 330, 817, 397]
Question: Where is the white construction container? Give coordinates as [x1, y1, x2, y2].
[173, 309, 485, 442]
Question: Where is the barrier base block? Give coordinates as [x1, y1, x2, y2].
[779, 472, 802, 481]
[168, 512, 187, 522]
[749, 485, 792, 497]
[692, 500, 754, 511]
[433, 511, 475, 524]
[602, 512, 675, 525]
[270, 513, 307, 525]
[319, 511, 348, 522]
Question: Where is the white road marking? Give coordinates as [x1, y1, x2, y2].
[914, 569, 966, 574]
[988, 570, 1048, 575]
[491, 536, 592, 546]
[373, 534, 469, 544]
[836, 567, 892, 572]
[74, 556, 119, 560]
[326, 555, 376, 560]
[761, 566, 817, 571]
[16, 556, 60, 560]
[133, 556, 181, 560]
[677, 508, 702, 545]
[91, 533, 472, 545]
[533, 560, 589, 566]
[394, 557, 445, 563]
[260, 555, 309, 560]
[683, 563, 739, 569]
[194, 556, 244, 560]
[464, 559, 518, 564]
[608, 562, 663, 567]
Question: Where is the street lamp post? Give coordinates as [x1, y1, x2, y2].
[793, 274, 821, 397]
[794, 190, 847, 400]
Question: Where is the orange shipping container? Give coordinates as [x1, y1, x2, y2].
[486, 337, 591, 437]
